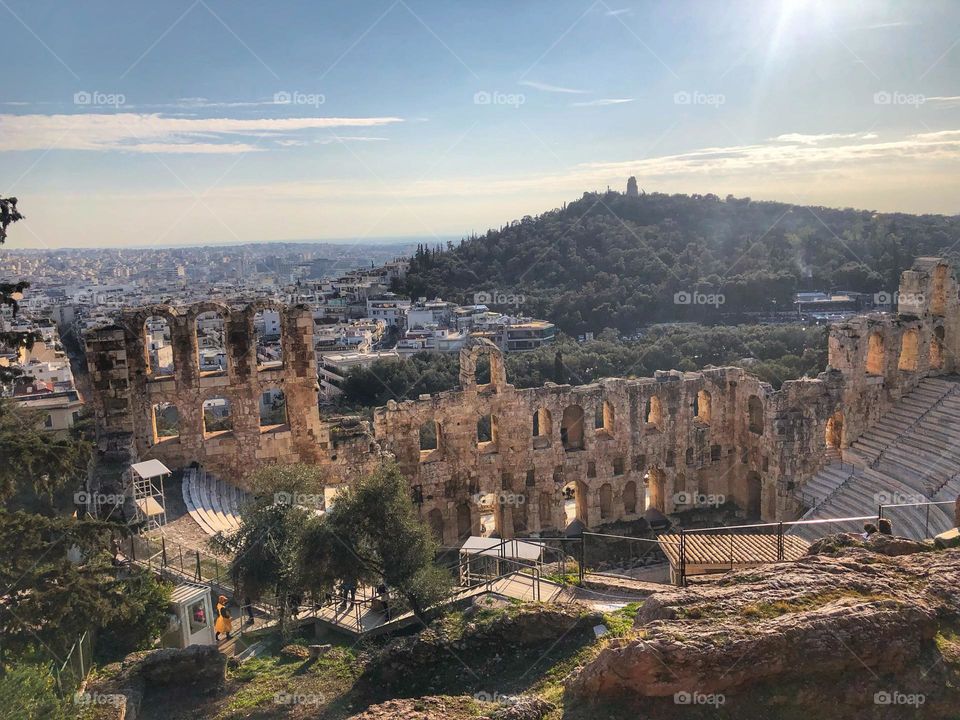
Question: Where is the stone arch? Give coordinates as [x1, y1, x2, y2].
[427, 508, 444, 542]
[645, 395, 664, 430]
[748, 395, 764, 435]
[456, 502, 473, 539]
[623, 480, 637, 515]
[825, 410, 844, 449]
[532, 407, 552, 444]
[696, 389, 711, 424]
[866, 332, 885, 375]
[143, 315, 175, 377]
[253, 308, 284, 369]
[459, 338, 506, 390]
[561, 405, 585, 450]
[195, 308, 228, 374]
[594, 399, 615, 435]
[931, 265, 948, 317]
[599, 483, 613, 519]
[898, 328, 920, 371]
[645, 467, 666, 512]
[259, 387, 288, 430]
[931, 326, 946, 370]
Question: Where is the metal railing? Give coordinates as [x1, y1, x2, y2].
[878, 500, 957, 541]
[52, 631, 93, 697]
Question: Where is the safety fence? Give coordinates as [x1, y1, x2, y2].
[52, 631, 93, 698]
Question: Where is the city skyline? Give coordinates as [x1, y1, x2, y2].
[2, 0, 959, 249]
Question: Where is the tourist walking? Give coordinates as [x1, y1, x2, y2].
[214, 594, 233, 641]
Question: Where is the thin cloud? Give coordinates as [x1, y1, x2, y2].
[572, 98, 634, 107]
[927, 96, 960, 108]
[0, 113, 403, 154]
[605, 8, 632, 16]
[518, 80, 589, 94]
[773, 132, 879, 145]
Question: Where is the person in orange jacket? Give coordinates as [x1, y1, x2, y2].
[214, 594, 233, 641]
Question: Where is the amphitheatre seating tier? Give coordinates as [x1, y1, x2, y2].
[793, 377, 958, 542]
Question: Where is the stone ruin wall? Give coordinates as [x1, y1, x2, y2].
[83, 257, 960, 539]
[84, 301, 382, 488]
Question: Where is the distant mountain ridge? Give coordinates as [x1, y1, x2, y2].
[399, 189, 960, 334]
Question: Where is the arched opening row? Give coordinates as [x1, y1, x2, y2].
[144, 309, 285, 379]
[866, 327, 944, 376]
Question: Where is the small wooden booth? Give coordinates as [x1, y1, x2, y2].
[161, 582, 216, 648]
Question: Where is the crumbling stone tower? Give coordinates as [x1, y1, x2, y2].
[86, 301, 331, 483]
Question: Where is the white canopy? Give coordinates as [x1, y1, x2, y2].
[460, 536, 544, 562]
[130, 459, 172, 480]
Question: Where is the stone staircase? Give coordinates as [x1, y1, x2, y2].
[182, 467, 249, 536]
[791, 376, 959, 542]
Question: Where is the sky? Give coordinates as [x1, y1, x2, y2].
[1, 0, 959, 249]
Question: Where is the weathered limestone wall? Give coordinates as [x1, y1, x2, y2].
[372, 338, 847, 543]
[84, 257, 960, 537]
[826, 257, 960, 447]
[86, 300, 381, 488]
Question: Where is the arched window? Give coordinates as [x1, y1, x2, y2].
[196, 311, 226, 374]
[599, 483, 613, 519]
[645, 468, 666, 512]
[866, 332, 885, 375]
[685, 447, 695, 465]
[696, 389, 711, 424]
[748, 396, 764, 435]
[898, 329, 919, 371]
[254, 309, 283, 369]
[202, 397, 232, 436]
[456, 502, 472, 539]
[532, 408, 552, 446]
[561, 405, 584, 450]
[594, 399, 615, 436]
[144, 316, 174, 377]
[645, 396, 664, 430]
[825, 411, 843, 449]
[623, 481, 637, 515]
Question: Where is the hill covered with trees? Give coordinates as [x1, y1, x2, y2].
[399, 190, 960, 335]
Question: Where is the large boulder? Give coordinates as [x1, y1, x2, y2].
[566, 544, 960, 718]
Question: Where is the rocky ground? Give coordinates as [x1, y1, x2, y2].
[84, 534, 960, 719]
[566, 533, 960, 719]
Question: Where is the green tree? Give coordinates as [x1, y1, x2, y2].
[0, 197, 37, 383]
[0, 512, 168, 666]
[212, 467, 318, 639]
[0, 399, 92, 512]
[299, 463, 451, 622]
[0, 664, 67, 720]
